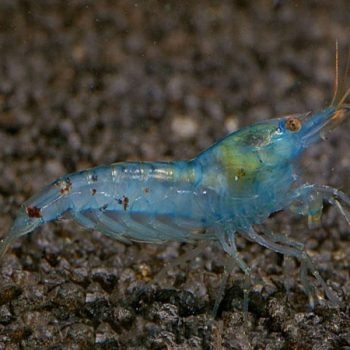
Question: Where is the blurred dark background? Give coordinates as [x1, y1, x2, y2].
[0, 1, 349, 349]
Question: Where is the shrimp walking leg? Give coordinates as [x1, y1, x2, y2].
[218, 231, 251, 319]
[211, 255, 235, 317]
[262, 227, 304, 249]
[290, 184, 350, 226]
[241, 226, 340, 305]
[152, 240, 245, 318]
[260, 228, 317, 307]
[330, 198, 350, 226]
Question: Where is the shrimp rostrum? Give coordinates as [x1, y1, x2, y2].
[1, 68, 350, 317]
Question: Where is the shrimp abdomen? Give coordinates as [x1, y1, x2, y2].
[1, 160, 211, 256]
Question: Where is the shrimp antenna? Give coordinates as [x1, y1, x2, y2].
[337, 87, 350, 107]
[331, 40, 339, 107]
[331, 41, 350, 109]
[337, 47, 350, 107]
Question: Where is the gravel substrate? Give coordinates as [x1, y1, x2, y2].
[0, 1, 350, 349]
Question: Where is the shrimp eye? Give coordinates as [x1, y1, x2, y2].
[285, 117, 302, 132]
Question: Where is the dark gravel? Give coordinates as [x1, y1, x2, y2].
[1, 1, 350, 349]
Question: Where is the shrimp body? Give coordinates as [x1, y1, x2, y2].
[2, 115, 305, 248]
[1, 103, 349, 312]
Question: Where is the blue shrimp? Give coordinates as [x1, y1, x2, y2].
[1, 64, 350, 319]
